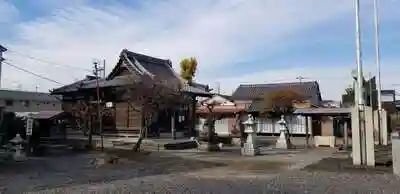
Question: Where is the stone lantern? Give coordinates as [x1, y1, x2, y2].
[276, 115, 292, 149]
[241, 114, 260, 156]
[9, 133, 27, 161]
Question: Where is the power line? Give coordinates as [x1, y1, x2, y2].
[6, 49, 92, 72]
[3, 61, 63, 85]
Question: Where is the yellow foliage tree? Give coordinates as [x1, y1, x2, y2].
[180, 57, 198, 83]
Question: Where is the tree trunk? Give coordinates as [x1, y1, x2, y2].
[132, 127, 145, 152]
[206, 114, 215, 151]
[133, 109, 151, 152]
[87, 115, 93, 148]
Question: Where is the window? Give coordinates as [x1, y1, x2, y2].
[381, 95, 394, 102]
[22, 100, 30, 107]
[5, 100, 13, 106]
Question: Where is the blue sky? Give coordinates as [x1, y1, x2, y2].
[1, 0, 400, 100]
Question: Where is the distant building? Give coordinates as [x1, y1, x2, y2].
[0, 89, 62, 112]
[321, 100, 341, 108]
[341, 76, 397, 113]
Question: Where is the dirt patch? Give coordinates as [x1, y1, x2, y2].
[97, 148, 227, 172]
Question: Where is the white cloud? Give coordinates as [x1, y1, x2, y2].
[0, 0, 18, 23]
[1, 0, 379, 99]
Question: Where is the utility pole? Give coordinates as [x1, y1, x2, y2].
[102, 59, 106, 78]
[93, 61, 104, 152]
[0, 45, 7, 88]
[296, 76, 305, 83]
[373, 0, 383, 145]
[216, 82, 220, 94]
[354, 0, 367, 165]
[369, 72, 373, 107]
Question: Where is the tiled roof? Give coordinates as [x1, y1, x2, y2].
[246, 100, 262, 112]
[0, 44, 6, 52]
[381, 90, 395, 95]
[190, 82, 210, 91]
[122, 50, 181, 88]
[51, 49, 211, 97]
[0, 89, 61, 102]
[293, 108, 351, 115]
[181, 85, 211, 97]
[231, 81, 322, 105]
[81, 75, 140, 89]
[51, 76, 96, 94]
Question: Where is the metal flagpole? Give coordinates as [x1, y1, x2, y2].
[373, 0, 383, 145]
[354, 0, 367, 164]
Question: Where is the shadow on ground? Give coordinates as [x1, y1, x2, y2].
[0, 148, 227, 193]
[303, 157, 392, 174]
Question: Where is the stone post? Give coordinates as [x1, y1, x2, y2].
[365, 106, 375, 166]
[241, 114, 260, 156]
[392, 132, 400, 176]
[380, 109, 388, 145]
[276, 115, 292, 149]
[351, 106, 375, 166]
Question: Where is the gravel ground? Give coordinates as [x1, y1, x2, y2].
[29, 170, 400, 194]
[4, 147, 400, 194]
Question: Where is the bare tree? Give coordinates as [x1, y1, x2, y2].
[262, 89, 306, 118]
[200, 100, 220, 151]
[119, 76, 184, 152]
[70, 99, 92, 146]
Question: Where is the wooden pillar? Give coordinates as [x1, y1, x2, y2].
[305, 115, 309, 147]
[191, 96, 197, 137]
[307, 116, 313, 147]
[171, 110, 176, 139]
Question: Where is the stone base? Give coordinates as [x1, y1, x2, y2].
[276, 140, 292, 149]
[276, 131, 292, 149]
[198, 143, 220, 152]
[241, 142, 260, 156]
[13, 151, 27, 162]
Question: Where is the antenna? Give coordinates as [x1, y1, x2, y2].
[0, 44, 8, 88]
[216, 82, 221, 94]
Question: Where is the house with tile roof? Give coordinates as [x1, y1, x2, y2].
[51, 49, 211, 139]
[195, 81, 322, 137]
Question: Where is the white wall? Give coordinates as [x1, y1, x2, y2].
[196, 115, 310, 136]
[257, 115, 310, 135]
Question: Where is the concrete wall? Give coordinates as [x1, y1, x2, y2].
[0, 99, 62, 112]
